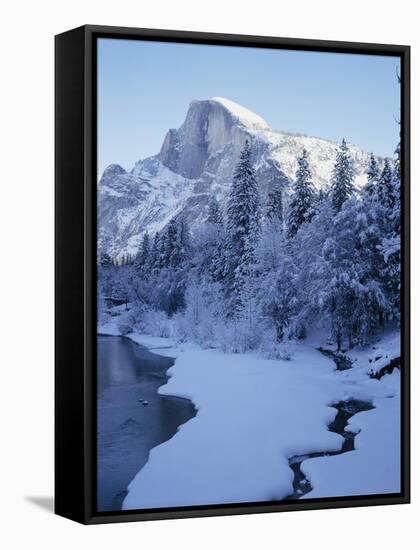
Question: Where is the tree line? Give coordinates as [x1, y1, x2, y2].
[99, 136, 400, 355]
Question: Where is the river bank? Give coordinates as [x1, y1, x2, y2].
[97, 335, 196, 511]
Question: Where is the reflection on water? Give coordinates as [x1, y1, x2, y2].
[97, 335, 196, 512]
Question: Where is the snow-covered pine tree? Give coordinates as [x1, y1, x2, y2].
[257, 217, 285, 273]
[292, 199, 334, 327]
[378, 71, 403, 320]
[260, 248, 297, 342]
[161, 220, 174, 268]
[227, 140, 260, 238]
[391, 146, 401, 235]
[391, 142, 401, 233]
[378, 147, 401, 321]
[207, 196, 223, 226]
[394, 142, 401, 181]
[256, 176, 285, 275]
[206, 197, 228, 283]
[162, 218, 183, 268]
[363, 153, 380, 200]
[266, 180, 283, 227]
[149, 231, 161, 272]
[177, 216, 191, 263]
[367, 153, 380, 182]
[141, 232, 151, 261]
[330, 139, 355, 212]
[377, 158, 395, 211]
[146, 218, 192, 315]
[226, 140, 261, 266]
[160, 216, 190, 269]
[225, 140, 261, 314]
[135, 232, 151, 274]
[320, 198, 388, 349]
[287, 148, 316, 238]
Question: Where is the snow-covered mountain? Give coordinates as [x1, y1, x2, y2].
[98, 97, 379, 258]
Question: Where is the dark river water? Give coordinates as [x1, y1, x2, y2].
[97, 335, 196, 512]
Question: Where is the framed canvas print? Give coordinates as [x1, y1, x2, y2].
[55, 25, 410, 524]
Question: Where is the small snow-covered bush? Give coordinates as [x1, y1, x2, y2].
[118, 323, 132, 336]
[261, 341, 292, 361]
[172, 281, 224, 348]
[128, 307, 145, 332]
[172, 310, 216, 348]
[171, 312, 189, 343]
[195, 319, 217, 348]
[214, 319, 263, 354]
[141, 310, 172, 338]
[258, 327, 293, 360]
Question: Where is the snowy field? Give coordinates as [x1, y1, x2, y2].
[99, 321, 401, 509]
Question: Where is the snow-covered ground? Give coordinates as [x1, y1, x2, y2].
[98, 319, 401, 510]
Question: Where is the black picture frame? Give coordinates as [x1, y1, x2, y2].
[55, 24, 410, 525]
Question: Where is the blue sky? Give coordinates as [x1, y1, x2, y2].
[97, 38, 400, 174]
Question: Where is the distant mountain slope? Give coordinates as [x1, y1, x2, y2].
[98, 97, 380, 258]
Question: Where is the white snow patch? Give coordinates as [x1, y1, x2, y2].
[122, 337, 351, 510]
[211, 97, 270, 132]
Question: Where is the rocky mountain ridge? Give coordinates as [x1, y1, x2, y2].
[98, 97, 380, 258]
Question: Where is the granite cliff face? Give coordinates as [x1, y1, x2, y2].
[158, 98, 271, 180]
[98, 97, 377, 258]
